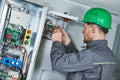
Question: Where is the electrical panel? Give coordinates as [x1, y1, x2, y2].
[42, 10, 78, 40]
[0, 0, 48, 80]
[0, 0, 78, 80]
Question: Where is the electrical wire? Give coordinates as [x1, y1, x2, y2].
[23, 50, 33, 80]
[17, 46, 28, 71]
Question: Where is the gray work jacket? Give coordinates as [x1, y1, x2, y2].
[51, 40, 115, 80]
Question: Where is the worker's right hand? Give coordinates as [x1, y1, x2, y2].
[58, 27, 71, 45]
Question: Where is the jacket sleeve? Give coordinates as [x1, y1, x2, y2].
[64, 41, 79, 53]
[51, 41, 94, 72]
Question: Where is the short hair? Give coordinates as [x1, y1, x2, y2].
[98, 25, 109, 34]
[86, 22, 109, 34]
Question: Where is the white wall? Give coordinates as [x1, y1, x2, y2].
[106, 18, 117, 49]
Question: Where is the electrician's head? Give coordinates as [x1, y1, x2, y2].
[82, 8, 112, 43]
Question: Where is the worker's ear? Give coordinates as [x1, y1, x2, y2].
[91, 25, 96, 33]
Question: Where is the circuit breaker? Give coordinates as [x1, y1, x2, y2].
[0, 0, 48, 80]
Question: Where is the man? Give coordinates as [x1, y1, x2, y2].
[51, 7, 115, 80]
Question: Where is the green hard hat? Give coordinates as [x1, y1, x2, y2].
[82, 8, 112, 29]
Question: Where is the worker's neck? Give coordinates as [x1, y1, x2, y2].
[92, 34, 106, 41]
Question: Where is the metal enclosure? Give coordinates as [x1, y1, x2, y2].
[0, 0, 5, 20]
[0, 0, 48, 80]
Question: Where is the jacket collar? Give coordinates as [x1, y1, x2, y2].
[86, 40, 108, 48]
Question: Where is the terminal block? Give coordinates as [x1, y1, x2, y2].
[2, 57, 23, 69]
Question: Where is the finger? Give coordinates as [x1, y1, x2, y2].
[52, 28, 58, 33]
[51, 31, 62, 42]
[54, 28, 61, 32]
[58, 28, 66, 36]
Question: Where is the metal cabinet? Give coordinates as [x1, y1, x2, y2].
[0, 0, 48, 80]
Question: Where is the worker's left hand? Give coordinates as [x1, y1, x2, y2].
[52, 27, 62, 43]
